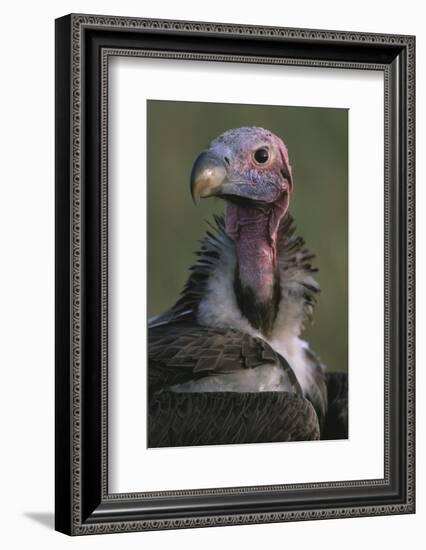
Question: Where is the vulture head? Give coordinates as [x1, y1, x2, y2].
[190, 127, 293, 335]
[190, 127, 293, 208]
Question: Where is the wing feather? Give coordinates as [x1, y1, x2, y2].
[148, 391, 320, 447]
[148, 321, 302, 395]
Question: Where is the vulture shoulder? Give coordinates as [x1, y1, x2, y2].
[148, 320, 302, 396]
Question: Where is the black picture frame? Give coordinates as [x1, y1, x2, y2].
[55, 13, 415, 535]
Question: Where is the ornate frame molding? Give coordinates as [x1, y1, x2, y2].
[55, 13, 415, 535]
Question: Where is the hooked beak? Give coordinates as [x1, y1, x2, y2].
[190, 151, 227, 204]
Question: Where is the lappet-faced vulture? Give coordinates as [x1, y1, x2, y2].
[148, 127, 348, 447]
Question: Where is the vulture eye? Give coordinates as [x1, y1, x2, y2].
[254, 147, 269, 164]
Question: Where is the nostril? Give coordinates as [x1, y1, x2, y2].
[224, 156, 230, 165]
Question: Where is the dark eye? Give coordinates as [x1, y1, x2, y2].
[254, 148, 269, 164]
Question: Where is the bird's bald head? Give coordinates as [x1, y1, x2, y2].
[190, 126, 292, 208]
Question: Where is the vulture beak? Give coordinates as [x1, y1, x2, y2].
[190, 151, 227, 204]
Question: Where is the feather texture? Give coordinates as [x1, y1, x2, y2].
[149, 391, 320, 448]
[149, 213, 328, 423]
[149, 321, 302, 395]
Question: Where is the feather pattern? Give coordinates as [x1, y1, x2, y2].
[149, 321, 302, 396]
[149, 391, 320, 448]
[149, 213, 327, 421]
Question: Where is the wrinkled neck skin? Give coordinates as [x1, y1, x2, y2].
[225, 195, 287, 335]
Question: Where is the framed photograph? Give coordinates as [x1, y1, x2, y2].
[55, 13, 415, 535]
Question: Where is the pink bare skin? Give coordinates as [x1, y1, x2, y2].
[225, 191, 289, 304]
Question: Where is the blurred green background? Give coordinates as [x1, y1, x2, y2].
[147, 100, 348, 373]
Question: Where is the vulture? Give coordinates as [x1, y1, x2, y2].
[148, 126, 348, 447]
